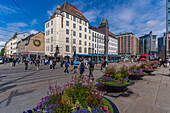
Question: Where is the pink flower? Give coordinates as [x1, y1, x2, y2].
[86, 91, 89, 93]
[67, 86, 70, 89]
[79, 81, 83, 83]
[75, 104, 78, 107]
[60, 100, 62, 103]
[95, 92, 97, 95]
[72, 89, 74, 91]
[91, 92, 94, 94]
[89, 80, 93, 83]
[83, 82, 88, 86]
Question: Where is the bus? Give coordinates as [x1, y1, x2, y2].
[140, 54, 150, 61]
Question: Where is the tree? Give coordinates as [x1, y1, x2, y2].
[0, 48, 4, 57]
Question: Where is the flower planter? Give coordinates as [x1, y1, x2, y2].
[153, 66, 158, 69]
[143, 69, 154, 75]
[103, 96, 119, 113]
[97, 78, 135, 92]
[129, 73, 146, 80]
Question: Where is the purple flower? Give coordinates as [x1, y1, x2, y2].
[89, 80, 93, 83]
[79, 81, 83, 83]
[83, 82, 88, 86]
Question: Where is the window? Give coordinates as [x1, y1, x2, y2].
[79, 26, 82, 30]
[66, 37, 69, 43]
[66, 45, 69, 52]
[89, 36, 91, 40]
[72, 46, 76, 52]
[89, 43, 91, 46]
[73, 23, 76, 28]
[66, 13, 69, 18]
[95, 38, 96, 42]
[79, 40, 81, 45]
[79, 47, 82, 53]
[79, 33, 82, 38]
[85, 28, 87, 32]
[66, 29, 69, 35]
[92, 43, 94, 47]
[66, 21, 69, 26]
[73, 31, 76, 36]
[51, 20, 53, 26]
[92, 32, 94, 37]
[84, 34, 87, 39]
[85, 22, 87, 26]
[73, 39, 76, 44]
[80, 19, 82, 24]
[51, 45, 53, 52]
[73, 16, 76, 21]
[92, 38, 94, 41]
[48, 30, 49, 35]
[84, 48, 87, 53]
[51, 37, 53, 43]
[84, 41, 87, 46]
[51, 28, 53, 34]
[95, 44, 96, 48]
[89, 30, 91, 33]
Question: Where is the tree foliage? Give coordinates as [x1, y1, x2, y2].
[0, 48, 4, 57]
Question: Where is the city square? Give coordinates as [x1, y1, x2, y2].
[0, 0, 170, 113]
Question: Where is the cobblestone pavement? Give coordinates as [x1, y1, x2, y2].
[0, 62, 170, 113]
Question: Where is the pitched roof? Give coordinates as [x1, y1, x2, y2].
[49, 2, 89, 22]
[98, 17, 106, 29]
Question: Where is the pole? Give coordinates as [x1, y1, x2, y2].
[105, 19, 109, 61]
[97, 35, 99, 64]
[71, 30, 73, 58]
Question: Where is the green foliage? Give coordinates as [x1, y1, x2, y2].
[0, 48, 4, 57]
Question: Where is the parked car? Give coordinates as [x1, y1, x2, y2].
[0, 58, 4, 64]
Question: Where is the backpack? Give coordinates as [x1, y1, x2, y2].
[80, 62, 85, 69]
[65, 61, 69, 67]
[90, 61, 94, 68]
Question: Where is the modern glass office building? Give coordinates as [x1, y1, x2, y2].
[166, 0, 170, 58]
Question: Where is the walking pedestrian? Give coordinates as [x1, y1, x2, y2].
[73, 58, 78, 74]
[79, 58, 85, 75]
[103, 59, 108, 69]
[85, 58, 88, 69]
[88, 58, 94, 78]
[64, 58, 69, 73]
[101, 58, 105, 70]
[49, 59, 53, 70]
[159, 58, 165, 67]
[52, 59, 56, 69]
[60, 59, 64, 69]
[70, 59, 74, 71]
[24, 59, 29, 70]
[36, 58, 40, 70]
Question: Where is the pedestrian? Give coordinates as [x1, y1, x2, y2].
[52, 59, 56, 69]
[49, 59, 53, 70]
[101, 58, 105, 70]
[70, 59, 74, 71]
[64, 58, 69, 73]
[88, 57, 94, 78]
[159, 58, 165, 67]
[103, 59, 108, 69]
[36, 58, 40, 70]
[79, 58, 85, 75]
[60, 59, 64, 69]
[85, 58, 88, 69]
[73, 58, 78, 74]
[13, 58, 16, 66]
[24, 59, 29, 70]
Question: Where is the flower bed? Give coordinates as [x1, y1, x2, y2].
[98, 65, 134, 92]
[149, 61, 159, 69]
[24, 74, 118, 113]
[129, 65, 147, 79]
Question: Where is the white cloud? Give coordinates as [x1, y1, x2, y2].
[31, 19, 38, 25]
[140, 20, 163, 30]
[7, 22, 27, 27]
[0, 5, 16, 15]
[84, 9, 102, 22]
[0, 41, 5, 45]
[47, 6, 56, 16]
[30, 30, 38, 34]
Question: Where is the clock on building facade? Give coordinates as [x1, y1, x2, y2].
[33, 40, 41, 47]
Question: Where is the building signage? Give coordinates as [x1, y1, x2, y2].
[33, 40, 41, 47]
[24, 52, 28, 54]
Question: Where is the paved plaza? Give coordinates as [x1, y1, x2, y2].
[0, 63, 170, 113]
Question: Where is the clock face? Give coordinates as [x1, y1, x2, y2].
[33, 40, 41, 47]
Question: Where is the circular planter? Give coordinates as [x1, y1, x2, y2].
[103, 96, 119, 113]
[153, 66, 158, 69]
[129, 73, 146, 80]
[97, 79, 135, 92]
[143, 69, 154, 75]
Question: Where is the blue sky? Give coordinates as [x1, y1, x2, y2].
[0, 0, 166, 43]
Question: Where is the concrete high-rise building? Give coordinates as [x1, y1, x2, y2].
[166, 0, 170, 58]
[117, 32, 138, 55]
[139, 31, 156, 56]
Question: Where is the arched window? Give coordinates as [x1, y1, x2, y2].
[72, 46, 76, 52]
[79, 47, 82, 53]
[66, 45, 69, 52]
[84, 48, 87, 53]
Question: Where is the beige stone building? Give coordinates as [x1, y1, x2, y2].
[17, 32, 45, 59]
